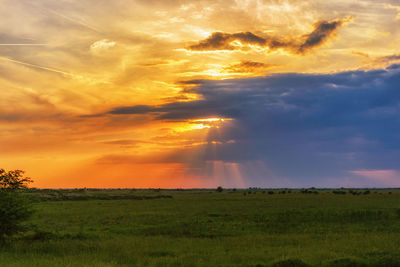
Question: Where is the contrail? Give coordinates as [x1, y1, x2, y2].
[45, 8, 101, 33]
[0, 44, 47, 46]
[0, 56, 109, 85]
[26, 1, 102, 33]
[0, 56, 76, 77]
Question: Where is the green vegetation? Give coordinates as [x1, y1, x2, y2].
[0, 169, 33, 241]
[0, 188, 399, 266]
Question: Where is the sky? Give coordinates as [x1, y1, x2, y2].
[1, 0, 400, 188]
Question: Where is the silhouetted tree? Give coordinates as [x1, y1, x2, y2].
[0, 169, 32, 190]
[0, 169, 33, 241]
[216, 186, 223, 192]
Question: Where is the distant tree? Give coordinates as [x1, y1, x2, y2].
[0, 168, 33, 241]
[0, 169, 32, 190]
[216, 186, 223, 193]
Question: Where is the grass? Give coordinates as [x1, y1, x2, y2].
[0, 189, 399, 266]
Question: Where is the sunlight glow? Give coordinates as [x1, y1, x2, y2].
[3, 0, 400, 188]
[191, 124, 211, 130]
[193, 118, 225, 122]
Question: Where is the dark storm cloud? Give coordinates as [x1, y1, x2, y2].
[108, 105, 155, 115]
[188, 18, 350, 54]
[188, 32, 267, 51]
[297, 19, 348, 53]
[98, 64, 400, 186]
[222, 61, 277, 73]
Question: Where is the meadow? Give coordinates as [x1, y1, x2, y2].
[0, 189, 399, 266]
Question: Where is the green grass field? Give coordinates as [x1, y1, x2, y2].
[1, 189, 399, 266]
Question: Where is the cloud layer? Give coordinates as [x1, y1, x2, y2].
[100, 65, 400, 187]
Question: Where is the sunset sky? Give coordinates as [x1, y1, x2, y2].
[2, 0, 400, 188]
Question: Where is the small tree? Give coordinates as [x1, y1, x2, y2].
[0, 168, 33, 240]
[0, 169, 32, 190]
[216, 186, 223, 193]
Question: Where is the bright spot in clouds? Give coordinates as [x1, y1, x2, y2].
[90, 39, 116, 53]
[193, 118, 225, 122]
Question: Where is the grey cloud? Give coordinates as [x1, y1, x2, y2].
[222, 60, 277, 73]
[377, 54, 400, 63]
[108, 105, 156, 115]
[188, 32, 267, 51]
[188, 18, 351, 54]
[297, 19, 348, 53]
[97, 64, 400, 187]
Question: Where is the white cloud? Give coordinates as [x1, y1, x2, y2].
[90, 39, 116, 53]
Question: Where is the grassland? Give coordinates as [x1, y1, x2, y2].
[0, 189, 399, 266]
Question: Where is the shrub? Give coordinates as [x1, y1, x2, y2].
[0, 168, 33, 241]
[216, 186, 223, 192]
[0, 192, 32, 239]
[349, 190, 361, 195]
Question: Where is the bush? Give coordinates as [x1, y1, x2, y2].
[0, 192, 32, 238]
[0, 168, 33, 241]
[216, 186, 223, 192]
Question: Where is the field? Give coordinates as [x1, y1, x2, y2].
[1, 189, 400, 266]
